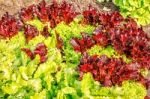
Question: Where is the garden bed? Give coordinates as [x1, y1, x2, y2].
[0, 0, 150, 99]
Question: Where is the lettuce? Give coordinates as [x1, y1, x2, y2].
[30, 90, 47, 99]
[5, 86, 35, 99]
[80, 73, 147, 99]
[56, 87, 79, 99]
[26, 18, 46, 31]
[114, 0, 150, 25]
[0, 16, 147, 99]
[81, 73, 96, 98]
[52, 18, 95, 66]
[87, 45, 132, 63]
[2, 82, 20, 94]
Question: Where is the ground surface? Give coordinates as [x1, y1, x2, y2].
[0, 0, 118, 15]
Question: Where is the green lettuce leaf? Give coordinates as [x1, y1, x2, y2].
[114, 0, 150, 25]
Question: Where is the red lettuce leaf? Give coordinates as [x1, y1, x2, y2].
[82, 6, 99, 25]
[21, 43, 48, 63]
[70, 33, 95, 53]
[56, 32, 63, 50]
[0, 13, 21, 39]
[35, 0, 49, 22]
[24, 24, 39, 43]
[79, 54, 150, 88]
[34, 43, 47, 63]
[21, 48, 35, 60]
[41, 26, 51, 38]
[19, 5, 36, 22]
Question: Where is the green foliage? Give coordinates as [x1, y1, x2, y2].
[114, 0, 150, 25]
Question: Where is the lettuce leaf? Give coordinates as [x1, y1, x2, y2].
[114, 0, 150, 25]
[87, 45, 132, 63]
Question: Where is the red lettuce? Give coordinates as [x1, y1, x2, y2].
[72, 11, 150, 70]
[47, 1, 78, 28]
[21, 48, 35, 60]
[19, 0, 78, 28]
[59, 1, 79, 24]
[35, 0, 49, 22]
[92, 30, 109, 47]
[41, 26, 51, 38]
[19, 5, 36, 22]
[99, 12, 123, 27]
[70, 32, 95, 53]
[82, 6, 99, 25]
[22, 43, 47, 63]
[56, 32, 63, 50]
[145, 96, 150, 99]
[0, 13, 21, 39]
[24, 24, 39, 43]
[79, 53, 150, 89]
[34, 43, 47, 63]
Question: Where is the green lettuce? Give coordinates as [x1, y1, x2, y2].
[114, 0, 150, 25]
